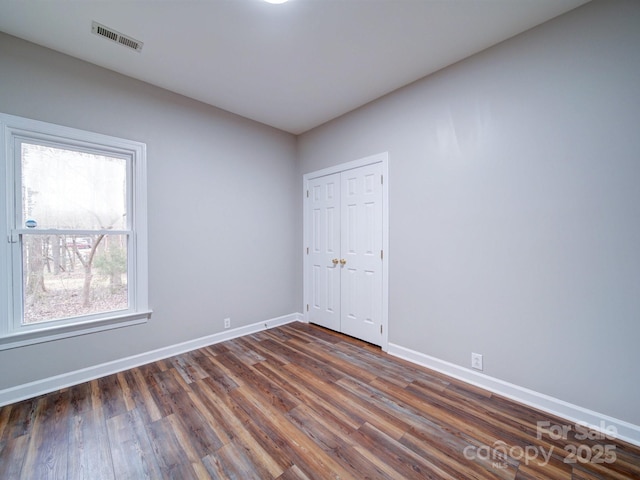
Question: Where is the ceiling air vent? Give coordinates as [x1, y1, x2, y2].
[91, 21, 143, 52]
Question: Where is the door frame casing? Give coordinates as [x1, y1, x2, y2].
[302, 152, 389, 351]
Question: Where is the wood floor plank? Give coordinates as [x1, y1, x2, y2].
[276, 464, 313, 480]
[377, 375, 550, 463]
[123, 368, 163, 424]
[235, 336, 291, 367]
[145, 414, 204, 479]
[350, 443, 418, 480]
[171, 352, 211, 384]
[97, 374, 128, 420]
[285, 403, 388, 479]
[67, 407, 115, 480]
[570, 467, 608, 480]
[285, 361, 407, 439]
[201, 453, 229, 480]
[211, 351, 299, 414]
[116, 371, 136, 413]
[106, 408, 162, 480]
[204, 440, 265, 480]
[351, 421, 459, 480]
[400, 428, 515, 480]
[0, 403, 12, 440]
[285, 336, 378, 384]
[223, 339, 267, 366]
[1, 322, 639, 479]
[191, 353, 240, 392]
[190, 377, 252, 432]
[183, 386, 235, 447]
[514, 461, 571, 480]
[229, 384, 354, 480]
[404, 374, 534, 449]
[165, 413, 210, 476]
[67, 382, 93, 417]
[189, 378, 287, 478]
[171, 389, 226, 456]
[260, 327, 297, 344]
[1, 398, 38, 441]
[204, 342, 231, 357]
[89, 379, 102, 413]
[152, 366, 224, 456]
[0, 434, 28, 479]
[20, 391, 69, 480]
[252, 360, 361, 434]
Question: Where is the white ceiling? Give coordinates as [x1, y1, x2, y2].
[0, 0, 590, 134]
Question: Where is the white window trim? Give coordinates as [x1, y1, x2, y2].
[0, 113, 151, 350]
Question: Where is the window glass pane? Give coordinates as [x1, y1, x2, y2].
[22, 234, 128, 324]
[21, 143, 127, 230]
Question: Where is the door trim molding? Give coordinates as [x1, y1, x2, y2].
[303, 152, 389, 351]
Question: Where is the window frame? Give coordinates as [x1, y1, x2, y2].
[0, 113, 151, 350]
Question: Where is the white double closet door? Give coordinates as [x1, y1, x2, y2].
[307, 162, 384, 346]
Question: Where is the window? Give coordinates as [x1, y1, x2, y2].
[0, 113, 150, 349]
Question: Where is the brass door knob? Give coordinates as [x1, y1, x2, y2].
[340, 259, 346, 265]
[332, 258, 339, 265]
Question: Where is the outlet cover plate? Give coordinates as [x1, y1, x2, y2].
[471, 352, 483, 371]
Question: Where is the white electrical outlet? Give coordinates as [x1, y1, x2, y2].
[471, 352, 483, 371]
[224, 318, 231, 329]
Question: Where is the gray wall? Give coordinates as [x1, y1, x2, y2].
[0, 32, 299, 388]
[298, 0, 640, 425]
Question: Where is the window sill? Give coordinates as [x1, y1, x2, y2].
[0, 310, 152, 351]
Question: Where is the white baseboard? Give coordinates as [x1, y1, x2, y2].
[0, 312, 302, 408]
[387, 343, 640, 447]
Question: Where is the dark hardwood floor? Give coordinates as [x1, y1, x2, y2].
[1, 322, 639, 479]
